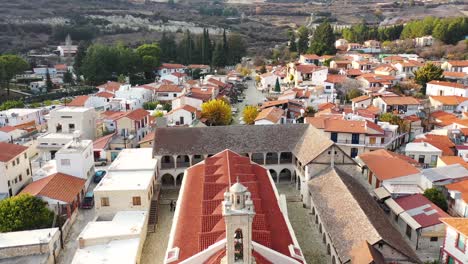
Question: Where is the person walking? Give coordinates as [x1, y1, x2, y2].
[169, 200, 174, 211]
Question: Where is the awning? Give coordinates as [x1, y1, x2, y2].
[374, 187, 391, 200]
[385, 198, 405, 215]
[400, 212, 422, 230]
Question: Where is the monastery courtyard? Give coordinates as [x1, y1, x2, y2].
[141, 184, 328, 264]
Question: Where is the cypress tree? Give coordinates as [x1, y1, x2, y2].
[274, 77, 281, 93]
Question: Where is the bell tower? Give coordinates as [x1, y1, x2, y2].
[222, 179, 255, 264]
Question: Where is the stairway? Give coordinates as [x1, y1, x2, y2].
[147, 199, 158, 233]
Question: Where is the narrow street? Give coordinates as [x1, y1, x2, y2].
[231, 79, 267, 124]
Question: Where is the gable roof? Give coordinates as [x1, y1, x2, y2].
[171, 150, 302, 263]
[358, 149, 420, 180]
[427, 80, 467, 89]
[0, 126, 19, 133]
[93, 133, 115, 150]
[153, 124, 333, 165]
[68, 95, 89, 107]
[413, 134, 455, 156]
[255, 107, 284, 123]
[0, 142, 28, 162]
[445, 179, 468, 203]
[123, 109, 149, 121]
[97, 81, 121, 92]
[380, 96, 420, 105]
[308, 167, 420, 263]
[440, 218, 468, 237]
[95, 91, 115, 99]
[20, 173, 85, 203]
[394, 194, 449, 228]
[439, 156, 468, 169]
[430, 95, 468, 105]
[447, 60, 468, 67]
[156, 84, 183, 93]
[160, 63, 186, 69]
[351, 95, 371, 103]
[307, 116, 385, 135]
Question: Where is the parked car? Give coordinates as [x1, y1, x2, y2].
[94, 158, 107, 166]
[81, 192, 94, 209]
[94, 170, 107, 183]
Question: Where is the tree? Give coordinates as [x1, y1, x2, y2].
[288, 30, 297, 52]
[259, 65, 267, 74]
[201, 99, 232, 126]
[212, 42, 225, 67]
[63, 69, 73, 85]
[0, 100, 24, 111]
[73, 42, 88, 77]
[0, 194, 54, 232]
[159, 32, 178, 62]
[414, 63, 444, 95]
[0, 55, 29, 97]
[143, 101, 158, 110]
[242, 105, 258, 125]
[379, 113, 408, 133]
[297, 26, 309, 54]
[136, 43, 161, 80]
[227, 34, 246, 65]
[423, 188, 448, 211]
[308, 22, 336, 55]
[274, 77, 281, 93]
[45, 68, 53, 91]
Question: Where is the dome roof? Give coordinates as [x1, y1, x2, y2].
[230, 182, 247, 193]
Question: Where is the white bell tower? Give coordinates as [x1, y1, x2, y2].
[222, 179, 255, 264]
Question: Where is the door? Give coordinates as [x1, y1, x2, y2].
[180, 116, 184, 125]
[351, 133, 360, 144]
[330, 132, 338, 142]
[350, 148, 358, 158]
[369, 137, 376, 145]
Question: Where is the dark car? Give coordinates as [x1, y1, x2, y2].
[93, 170, 107, 183]
[81, 192, 94, 209]
[94, 158, 107, 166]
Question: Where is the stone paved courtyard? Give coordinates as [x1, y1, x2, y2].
[141, 184, 328, 264]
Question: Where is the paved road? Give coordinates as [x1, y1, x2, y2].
[232, 79, 267, 124]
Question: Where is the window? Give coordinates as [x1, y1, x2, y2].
[132, 196, 141, 206]
[18, 174, 22, 182]
[12, 160, 15, 166]
[61, 159, 71, 166]
[14, 178, 18, 184]
[406, 224, 412, 239]
[7, 180, 10, 187]
[447, 256, 455, 264]
[430, 237, 438, 242]
[456, 233, 466, 251]
[69, 124, 75, 130]
[16, 158, 19, 165]
[394, 214, 398, 223]
[101, 197, 110, 207]
[24, 153, 27, 159]
[26, 168, 30, 175]
[430, 155, 438, 165]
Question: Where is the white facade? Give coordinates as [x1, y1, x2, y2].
[115, 85, 152, 108]
[166, 108, 196, 126]
[37, 133, 75, 161]
[0, 129, 26, 142]
[426, 82, 468, 97]
[441, 222, 468, 264]
[48, 107, 96, 140]
[0, 108, 45, 127]
[405, 142, 442, 167]
[260, 73, 279, 91]
[171, 96, 202, 111]
[55, 138, 95, 187]
[84, 96, 110, 111]
[0, 146, 32, 197]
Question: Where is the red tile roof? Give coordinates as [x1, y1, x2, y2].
[351, 95, 371, 103]
[0, 126, 18, 133]
[325, 74, 347, 84]
[156, 84, 183, 93]
[380, 96, 420, 105]
[207, 78, 226, 88]
[413, 134, 455, 156]
[443, 71, 467, 79]
[93, 133, 115, 149]
[394, 194, 449, 228]
[160, 63, 186, 69]
[171, 150, 300, 263]
[439, 156, 468, 169]
[440, 218, 468, 237]
[255, 107, 284, 123]
[296, 64, 323, 74]
[55, 64, 67, 71]
[0, 142, 28, 162]
[123, 108, 149, 121]
[430, 96, 468, 105]
[428, 80, 467, 89]
[20, 173, 85, 203]
[308, 116, 384, 135]
[445, 179, 468, 203]
[67, 95, 89, 107]
[97, 81, 121, 92]
[95, 91, 114, 99]
[301, 54, 320, 60]
[358, 149, 420, 180]
[139, 131, 155, 144]
[101, 111, 127, 121]
[448, 60, 468, 67]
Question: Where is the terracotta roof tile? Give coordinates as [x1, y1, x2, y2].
[20, 173, 85, 203]
[160, 63, 186, 69]
[0, 142, 28, 162]
[381, 96, 420, 105]
[440, 218, 468, 236]
[255, 107, 284, 123]
[358, 149, 420, 180]
[351, 95, 371, 103]
[123, 109, 149, 121]
[439, 156, 468, 169]
[156, 84, 183, 93]
[443, 71, 467, 79]
[325, 74, 347, 84]
[413, 134, 455, 156]
[97, 81, 121, 92]
[93, 133, 115, 149]
[430, 96, 468, 105]
[447, 60, 468, 67]
[95, 91, 114, 99]
[67, 95, 89, 107]
[428, 80, 467, 89]
[0, 126, 18, 133]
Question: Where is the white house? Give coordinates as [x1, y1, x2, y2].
[392, 61, 423, 79]
[441, 60, 468, 73]
[259, 72, 280, 91]
[429, 96, 468, 113]
[0, 142, 32, 197]
[405, 142, 442, 167]
[47, 107, 97, 140]
[0, 126, 27, 142]
[299, 54, 320, 65]
[171, 95, 202, 111]
[115, 85, 153, 109]
[166, 105, 200, 126]
[94, 148, 157, 218]
[414, 36, 434, 47]
[351, 95, 372, 111]
[160, 72, 188, 85]
[426, 80, 468, 97]
[254, 107, 285, 125]
[72, 211, 148, 264]
[0, 108, 45, 127]
[154, 84, 185, 102]
[157, 63, 186, 77]
[440, 218, 468, 264]
[445, 179, 468, 217]
[372, 96, 421, 116]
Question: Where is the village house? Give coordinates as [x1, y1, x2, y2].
[160, 72, 188, 85]
[112, 108, 151, 147]
[405, 115, 424, 141]
[299, 54, 320, 65]
[72, 211, 148, 264]
[445, 179, 468, 217]
[372, 96, 421, 116]
[385, 194, 448, 254]
[429, 96, 468, 113]
[0, 142, 32, 197]
[166, 105, 201, 126]
[261, 100, 305, 122]
[426, 80, 468, 97]
[259, 72, 282, 91]
[392, 60, 423, 79]
[114, 84, 153, 108]
[306, 116, 401, 158]
[356, 149, 420, 190]
[164, 150, 305, 264]
[93, 148, 157, 219]
[157, 63, 187, 77]
[68, 94, 111, 111]
[444, 71, 468, 85]
[351, 60, 373, 71]
[187, 64, 210, 75]
[357, 73, 396, 90]
[374, 65, 397, 76]
[138, 131, 155, 149]
[0, 126, 27, 142]
[286, 63, 328, 87]
[93, 133, 115, 163]
[171, 95, 202, 111]
[254, 107, 285, 125]
[441, 60, 468, 73]
[351, 95, 372, 111]
[154, 84, 185, 102]
[414, 134, 456, 156]
[414, 36, 434, 47]
[46, 106, 97, 140]
[405, 142, 442, 168]
[0, 108, 46, 127]
[97, 81, 122, 94]
[439, 218, 468, 264]
[323, 74, 347, 94]
[20, 172, 86, 219]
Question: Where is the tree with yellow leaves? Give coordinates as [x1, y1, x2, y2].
[201, 99, 232, 126]
[242, 105, 258, 125]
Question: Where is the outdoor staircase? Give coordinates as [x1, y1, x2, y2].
[147, 199, 158, 233]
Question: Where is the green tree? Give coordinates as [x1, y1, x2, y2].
[288, 30, 297, 52]
[73, 42, 88, 77]
[143, 101, 158, 110]
[201, 99, 232, 126]
[45, 68, 53, 91]
[63, 69, 73, 85]
[423, 188, 448, 211]
[274, 77, 281, 93]
[414, 63, 444, 95]
[242, 105, 258, 125]
[0, 55, 29, 97]
[379, 113, 408, 133]
[308, 22, 336, 55]
[136, 43, 161, 81]
[178, 30, 195, 65]
[297, 26, 309, 55]
[227, 34, 246, 65]
[212, 42, 225, 67]
[259, 65, 267, 74]
[159, 32, 178, 62]
[0, 100, 25, 111]
[0, 194, 54, 232]
[346, 88, 362, 101]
